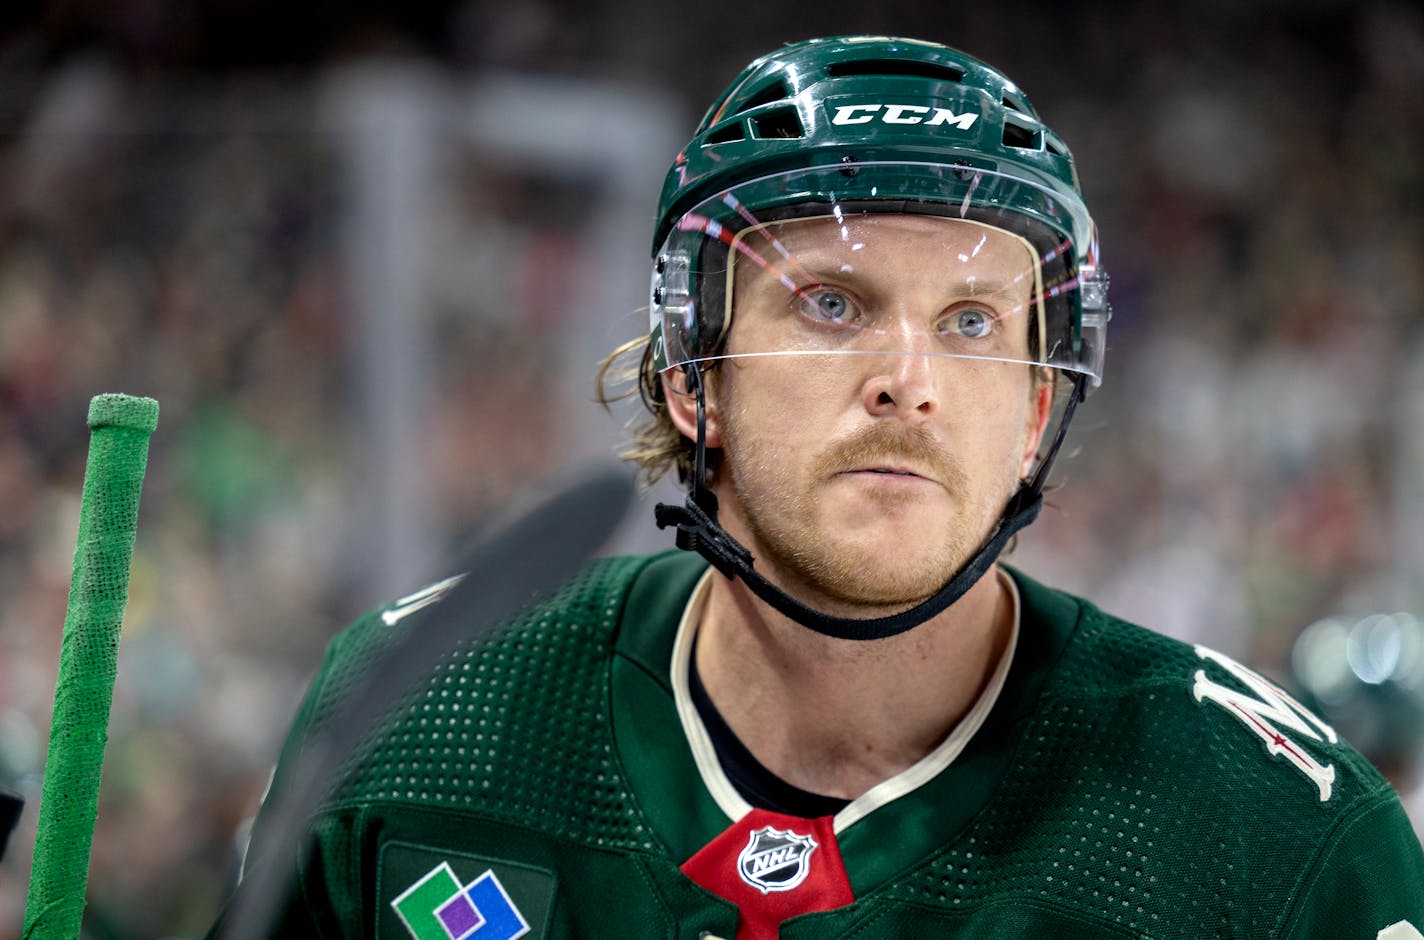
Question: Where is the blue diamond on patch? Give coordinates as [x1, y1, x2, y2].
[462, 871, 530, 939]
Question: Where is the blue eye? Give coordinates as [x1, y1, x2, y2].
[949, 307, 994, 339]
[797, 287, 858, 324]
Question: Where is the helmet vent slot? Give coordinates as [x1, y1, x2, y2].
[1002, 118, 1043, 151]
[707, 123, 747, 145]
[1002, 94, 1029, 114]
[752, 107, 805, 139]
[825, 59, 965, 82]
[739, 80, 791, 113]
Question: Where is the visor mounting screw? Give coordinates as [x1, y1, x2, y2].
[840, 155, 859, 178]
[952, 161, 975, 181]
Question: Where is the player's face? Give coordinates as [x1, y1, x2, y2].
[706, 214, 1052, 613]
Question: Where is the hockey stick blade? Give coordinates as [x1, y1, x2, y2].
[219, 462, 635, 940]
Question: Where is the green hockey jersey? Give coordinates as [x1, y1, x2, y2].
[216, 551, 1424, 938]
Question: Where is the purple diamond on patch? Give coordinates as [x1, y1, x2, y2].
[436, 892, 483, 938]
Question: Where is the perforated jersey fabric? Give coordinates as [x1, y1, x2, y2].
[321, 561, 658, 853]
[219, 551, 1424, 939]
[881, 603, 1405, 936]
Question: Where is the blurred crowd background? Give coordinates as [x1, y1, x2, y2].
[0, 1, 1421, 936]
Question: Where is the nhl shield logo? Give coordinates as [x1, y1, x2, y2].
[736, 825, 818, 894]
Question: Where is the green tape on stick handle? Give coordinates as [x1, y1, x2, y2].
[23, 394, 158, 940]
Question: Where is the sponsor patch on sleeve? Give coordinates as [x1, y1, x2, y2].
[379, 842, 555, 940]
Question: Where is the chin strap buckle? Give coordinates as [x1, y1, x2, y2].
[654, 491, 754, 581]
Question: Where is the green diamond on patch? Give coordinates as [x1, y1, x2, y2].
[391, 862, 463, 940]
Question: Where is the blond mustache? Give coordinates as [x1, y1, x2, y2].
[813, 422, 966, 490]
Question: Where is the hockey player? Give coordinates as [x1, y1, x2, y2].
[215, 37, 1424, 938]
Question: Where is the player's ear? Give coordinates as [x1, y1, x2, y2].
[662, 367, 723, 448]
[1020, 375, 1053, 477]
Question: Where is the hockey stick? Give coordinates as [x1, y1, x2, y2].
[218, 462, 635, 940]
[23, 394, 159, 940]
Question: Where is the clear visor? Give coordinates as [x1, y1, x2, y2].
[651, 163, 1108, 385]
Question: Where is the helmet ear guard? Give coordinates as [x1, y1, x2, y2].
[1076, 262, 1111, 383]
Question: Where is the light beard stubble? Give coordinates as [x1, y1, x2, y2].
[726, 415, 995, 611]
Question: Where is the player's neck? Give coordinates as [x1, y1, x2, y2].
[694, 561, 1013, 802]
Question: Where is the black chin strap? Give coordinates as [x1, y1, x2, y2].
[655, 366, 1086, 641]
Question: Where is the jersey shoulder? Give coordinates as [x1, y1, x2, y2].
[1018, 570, 1392, 809]
[292, 552, 681, 850]
[319, 552, 663, 694]
[965, 570, 1422, 934]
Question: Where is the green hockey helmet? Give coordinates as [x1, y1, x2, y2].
[649, 36, 1109, 386]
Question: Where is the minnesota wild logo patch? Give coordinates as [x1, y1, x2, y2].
[1191, 645, 1339, 802]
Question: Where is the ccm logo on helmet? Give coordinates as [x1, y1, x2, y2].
[830, 103, 978, 130]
